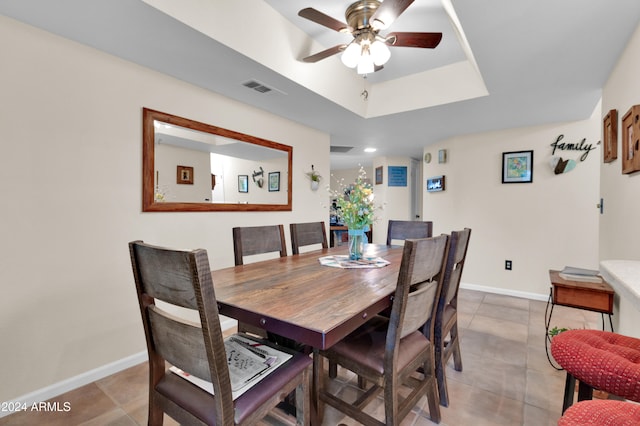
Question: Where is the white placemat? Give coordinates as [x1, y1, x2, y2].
[319, 255, 390, 269]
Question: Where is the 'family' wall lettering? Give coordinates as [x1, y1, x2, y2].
[550, 134, 597, 161]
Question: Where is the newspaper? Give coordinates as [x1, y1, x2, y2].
[559, 266, 602, 283]
[170, 334, 292, 400]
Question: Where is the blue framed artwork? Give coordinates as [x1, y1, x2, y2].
[238, 175, 248, 193]
[502, 150, 533, 183]
[387, 166, 407, 187]
[268, 171, 280, 192]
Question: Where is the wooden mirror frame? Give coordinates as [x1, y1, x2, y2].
[142, 108, 293, 212]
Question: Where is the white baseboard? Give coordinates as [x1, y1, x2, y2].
[0, 351, 148, 419]
[220, 316, 238, 331]
[460, 281, 549, 302]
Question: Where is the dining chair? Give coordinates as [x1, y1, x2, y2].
[232, 224, 287, 338]
[232, 224, 287, 266]
[431, 227, 471, 407]
[386, 220, 433, 245]
[317, 235, 449, 425]
[129, 240, 311, 425]
[290, 221, 328, 255]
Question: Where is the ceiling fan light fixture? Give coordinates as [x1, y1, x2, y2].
[370, 40, 391, 66]
[357, 52, 374, 74]
[341, 42, 360, 68]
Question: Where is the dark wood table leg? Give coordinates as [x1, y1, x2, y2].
[312, 349, 324, 425]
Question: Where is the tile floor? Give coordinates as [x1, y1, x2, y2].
[0, 289, 602, 426]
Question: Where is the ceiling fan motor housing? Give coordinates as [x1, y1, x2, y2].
[345, 0, 381, 30]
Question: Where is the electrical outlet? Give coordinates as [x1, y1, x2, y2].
[505, 260, 512, 270]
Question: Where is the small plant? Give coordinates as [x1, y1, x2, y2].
[548, 326, 569, 338]
[306, 165, 322, 182]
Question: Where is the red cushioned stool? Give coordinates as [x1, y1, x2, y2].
[551, 329, 640, 413]
[558, 400, 640, 426]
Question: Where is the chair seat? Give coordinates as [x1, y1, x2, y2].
[558, 400, 640, 426]
[157, 351, 312, 425]
[324, 315, 429, 376]
[551, 329, 640, 402]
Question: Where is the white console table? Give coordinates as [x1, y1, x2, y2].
[600, 260, 640, 337]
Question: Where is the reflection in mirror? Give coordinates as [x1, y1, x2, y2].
[143, 108, 292, 212]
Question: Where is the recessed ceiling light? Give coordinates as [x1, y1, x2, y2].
[364, 147, 377, 153]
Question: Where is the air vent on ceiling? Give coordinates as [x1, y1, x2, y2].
[330, 146, 354, 153]
[241, 79, 286, 95]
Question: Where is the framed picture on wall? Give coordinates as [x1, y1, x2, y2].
[603, 109, 618, 163]
[387, 166, 407, 187]
[375, 166, 383, 185]
[238, 175, 248, 193]
[177, 165, 194, 185]
[268, 172, 280, 192]
[426, 175, 445, 192]
[621, 105, 640, 174]
[502, 150, 533, 183]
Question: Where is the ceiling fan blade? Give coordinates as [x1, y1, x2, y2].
[302, 45, 347, 63]
[385, 32, 442, 48]
[298, 8, 351, 33]
[370, 0, 415, 30]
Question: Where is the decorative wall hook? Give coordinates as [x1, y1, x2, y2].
[252, 166, 264, 188]
[550, 156, 576, 174]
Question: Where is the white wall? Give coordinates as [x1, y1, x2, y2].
[423, 109, 601, 297]
[0, 16, 329, 403]
[600, 23, 640, 336]
[371, 158, 414, 244]
[601, 23, 640, 261]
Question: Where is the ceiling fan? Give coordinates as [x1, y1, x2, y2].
[299, 0, 442, 74]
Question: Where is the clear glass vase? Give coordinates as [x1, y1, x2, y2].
[348, 228, 365, 260]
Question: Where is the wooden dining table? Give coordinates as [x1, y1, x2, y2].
[212, 243, 404, 424]
[212, 244, 403, 425]
[212, 244, 403, 350]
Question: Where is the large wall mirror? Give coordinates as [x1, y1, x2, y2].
[143, 108, 292, 212]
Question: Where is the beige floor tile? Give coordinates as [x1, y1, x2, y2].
[0, 383, 117, 426]
[451, 354, 527, 401]
[96, 363, 148, 406]
[441, 381, 524, 426]
[460, 329, 528, 367]
[523, 403, 561, 426]
[529, 298, 551, 314]
[467, 314, 529, 343]
[78, 408, 137, 426]
[525, 368, 566, 411]
[458, 288, 486, 303]
[456, 310, 474, 329]
[475, 302, 530, 325]
[482, 293, 530, 310]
